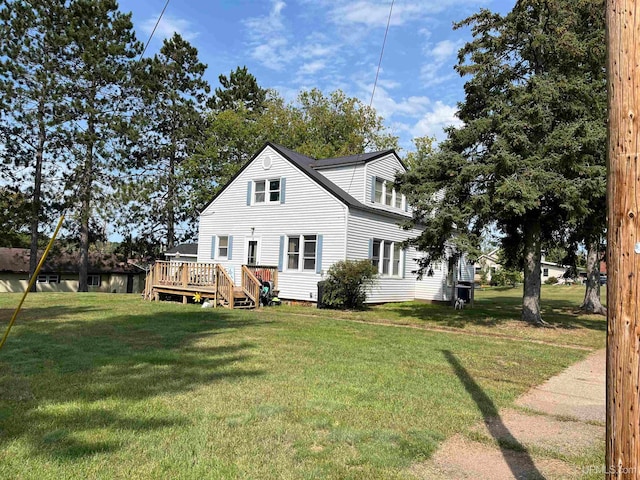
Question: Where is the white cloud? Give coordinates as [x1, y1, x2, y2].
[319, 0, 488, 27]
[140, 14, 199, 42]
[244, 0, 291, 70]
[298, 60, 326, 76]
[244, 2, 342, 72]
[411, 101, 462, 140]
[420, 39, 465, 86]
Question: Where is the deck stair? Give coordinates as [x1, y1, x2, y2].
[144, 261, 277, 310]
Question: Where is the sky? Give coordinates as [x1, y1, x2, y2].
[118, 0, 516, 152]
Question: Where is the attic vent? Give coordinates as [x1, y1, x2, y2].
[262, 155, 272, 170]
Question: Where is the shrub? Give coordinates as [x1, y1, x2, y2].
[544, 276, 558, 285]
[490, 268, 523, 287]
[322, 260, 378, 309]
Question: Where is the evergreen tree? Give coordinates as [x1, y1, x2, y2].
[119, 33, 209, 249]
[0, 0, 69, 288]
[210, 65, 267, 113]
[398, 0, 605, 325]
[63, 0, 141, 291]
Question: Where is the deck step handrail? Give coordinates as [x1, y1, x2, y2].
[241, 265, 261, 306]
[245, 265, 278, 290]
[216, 265, 235, 309]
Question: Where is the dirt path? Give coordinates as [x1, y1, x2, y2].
[409, 349, 605, 479]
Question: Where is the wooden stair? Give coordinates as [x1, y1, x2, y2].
[233, 287, 255, 309]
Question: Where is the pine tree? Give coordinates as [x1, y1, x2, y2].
[119, 33, 209, 249]
[210, 66, 267, 114]
[63, 0, 141, 291]
[398, 0, 606, 324]
[0, 0, 69, 289]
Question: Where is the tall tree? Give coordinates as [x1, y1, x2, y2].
[280, 89, 398, 159]
[64, 0, 141, 291]
[210, 65, 267, 114]
[0, 0, 69, 289]
[119, 33, 209, 249]
[398, 0, 606, 325]
[190, 87, 398, 213]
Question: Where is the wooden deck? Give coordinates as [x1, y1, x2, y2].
[144, 261, 278, 309]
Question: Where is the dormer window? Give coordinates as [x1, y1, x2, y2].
[371, 176, 405, 209]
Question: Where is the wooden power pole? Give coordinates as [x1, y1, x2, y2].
[607, 0, 640, 477]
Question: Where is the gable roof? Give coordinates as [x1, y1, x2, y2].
[164, 243, 198, 256]
[311, 150, 399, 169]
[0, 248, 143, 275]
[204, 142, 410, 221]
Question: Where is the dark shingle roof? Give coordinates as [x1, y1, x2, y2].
[311, 150, 396, 169]
[268, 143, 409, 220]
[164, 243, 198, 256]
[0, 248, 143, 274]
[202, 142, 410, 221]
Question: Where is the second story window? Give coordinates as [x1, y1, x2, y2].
[254, 179, 281, 204]
[371, 176, 405, 210]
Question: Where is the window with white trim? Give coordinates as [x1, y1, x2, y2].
[287, 235, 317, 271]
[543, 268, 549, 277]
[254, 178, 280, 204]
[393, 243, 402, 276]
[303, 235, 317, 271]
[218, 235, 229, 259]
[374, 177, 405, 209]
[370, 239, 404, 277]
[88, 274, 101, 286]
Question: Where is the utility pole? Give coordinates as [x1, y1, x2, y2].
[606, 0, 640, 477]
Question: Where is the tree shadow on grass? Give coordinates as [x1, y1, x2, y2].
[385, 296, 606, 332]
[443, 350, 545, 479]
[0, 304, 266, 460]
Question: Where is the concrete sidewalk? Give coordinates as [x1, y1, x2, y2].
[410, 349, 606, 480]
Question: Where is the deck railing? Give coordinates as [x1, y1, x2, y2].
[245, 265, 278, 290]
[216, 265, 234, 308]
[152, 261, 217, 288]
[241, 265, 261, 305]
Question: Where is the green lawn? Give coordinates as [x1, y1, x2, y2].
[0, 287, 605, 479]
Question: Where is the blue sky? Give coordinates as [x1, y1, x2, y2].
[119, 0, 515, 152]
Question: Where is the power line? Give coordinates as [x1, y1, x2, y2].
[369, 0, 394, 107]
[140, 0, 171, 60]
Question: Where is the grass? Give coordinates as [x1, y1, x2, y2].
[0, 286, 605, 479]
[276, 284, 607, 350]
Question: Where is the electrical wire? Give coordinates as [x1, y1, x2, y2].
[369, 0, 395, 107]
[140, 0, 171, 61]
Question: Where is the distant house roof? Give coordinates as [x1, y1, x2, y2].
[0, 248, 143, 275]
[204, 142, 409, 221]
[164, 243, 198, 257]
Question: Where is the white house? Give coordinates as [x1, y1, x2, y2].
[474, 248, 568, 284]
[196, 143, 473, 304]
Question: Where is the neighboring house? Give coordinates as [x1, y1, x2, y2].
[164, 243, 198, 263]
[196, 142, 473, 303]
[0, 248, 146, 293]
[474, 248, 568, 284]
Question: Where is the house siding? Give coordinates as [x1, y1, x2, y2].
[364, 153, 411, 216]
[346, 208, 422, 302]
[197, 146, 347, 301]
[315, 164, 366, 203]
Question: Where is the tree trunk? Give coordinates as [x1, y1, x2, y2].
[606, 0, 640, 475]
[580, 239, 606, 315]
[78, 115, 95, 293]
[29, 98, 46, 292]
[521, 214, 546, 325]
[166, 146, 175, 250]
